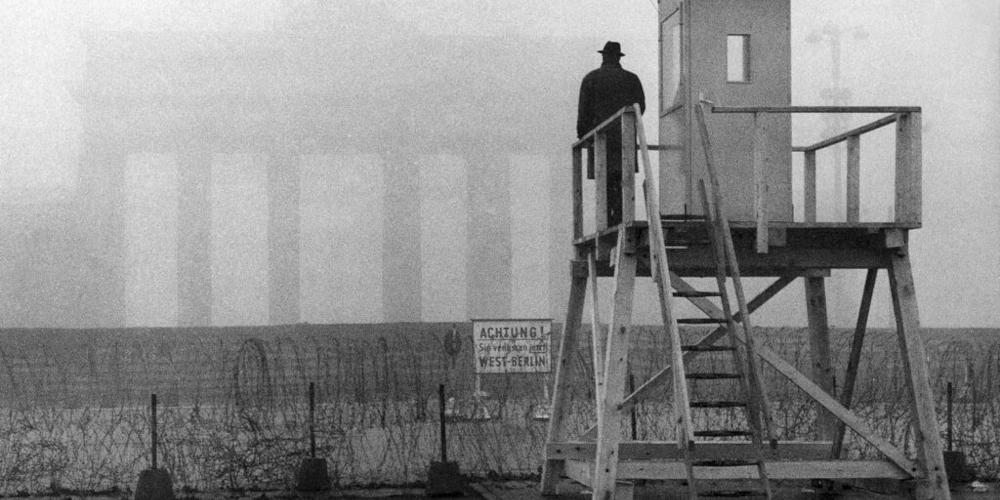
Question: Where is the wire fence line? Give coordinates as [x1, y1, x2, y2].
[0, 323, 997, 494]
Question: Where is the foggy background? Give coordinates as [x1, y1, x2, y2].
[0, 0, 997, 329]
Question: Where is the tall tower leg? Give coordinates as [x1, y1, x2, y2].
[592, 228, 638, 500]
[887, 253, 950, 500]
[804, 276, 837, 441]
[541, 256, 589, 495]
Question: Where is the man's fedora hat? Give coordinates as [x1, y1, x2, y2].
[598, 41, 625, 57]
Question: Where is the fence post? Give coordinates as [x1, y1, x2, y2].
[438, 384, 447, 463]
[947, 381, 953, 452]
[309, 381, 316, 459]
[151, 393, 158, 470]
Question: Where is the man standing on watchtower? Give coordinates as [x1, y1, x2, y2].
[577, 41, 646, 226]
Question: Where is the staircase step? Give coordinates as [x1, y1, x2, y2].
[690, 401, 747, 408]
[696, 490, 767, 498]
[692, 458, 761, 467]
[686, 372, 741, 380]
[678, 317, 729, 325]
[673, 290, 722, 298]
[694, 430, 753, 438]
[681, 345, 735, 352]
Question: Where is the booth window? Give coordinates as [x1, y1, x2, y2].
[727, 35, 750, 82]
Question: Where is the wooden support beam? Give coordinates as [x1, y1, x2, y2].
[883, 229, 907, 249]
[887, 254, 951, 499]
[592, 228, 638, 500]
[568, 459, 912, 483]
[620, 460, 912, 481]
[676, 286, 920, 476]
[804, 150, 817, 223]
[833, 268, 877, 458]
[548, 441, 834, 461]
[612, 273, 798, 415]
[621, 112, 636, 225]
[645, 144, 684, 151]
[847, 134, 861, 223]
[768, 227, 787, 247]
[573, 148, 584, 240]
[894, 112, 922, 225]
[805, 277, 837, 441]
[588, 251, 606, 409]
[565, 459, 593, 487]
[595, 132, 608, 232]
[753, 112, 769, 253]
[754, 341, 919, 477]
[541, 252, 589, 496]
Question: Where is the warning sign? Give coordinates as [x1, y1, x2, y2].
[472, 319, 552, 374]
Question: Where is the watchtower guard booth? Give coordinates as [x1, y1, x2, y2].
[659, 0, 793, 222]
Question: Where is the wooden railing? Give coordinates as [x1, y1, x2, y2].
[572, 106, 681, 239]
[710, 105, 922, 251]
[572, 106, 639, 239]
[572, 105, 921, 250]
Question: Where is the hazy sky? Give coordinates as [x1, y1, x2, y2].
[1, 0, 998, 328]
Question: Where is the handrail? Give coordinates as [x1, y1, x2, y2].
[633, 103, 695, 449]
[696, 100, 777, 445]
[793, 113, 901, 153]
[704, 102, 922, 229]
[713, 105, 921, 114]
[574, 107, 681, 152]
[571, 105, 643, 235]
[573, 106, 634, 149]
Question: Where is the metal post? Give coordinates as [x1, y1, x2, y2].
[151, 393, 158, 470]
[309, 382, 317, 458]
[947, 381, 953, 452]
[438, 384, 448, 462]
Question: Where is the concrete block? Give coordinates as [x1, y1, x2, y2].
[135, 468, 174, 500]
[944, 451, 973, 484]
[426, 461, 464, 497]
[295, 458, 332, 491]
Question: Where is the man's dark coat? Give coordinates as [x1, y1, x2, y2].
[577, 60, 646, 226]
[577, 61, 646, 139]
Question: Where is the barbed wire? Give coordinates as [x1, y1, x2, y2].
[0, 324, 997, 493]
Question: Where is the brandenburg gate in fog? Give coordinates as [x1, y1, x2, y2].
[67, 30, 578, 328]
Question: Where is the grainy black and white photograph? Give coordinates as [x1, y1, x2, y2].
[0, 1, 997, 500]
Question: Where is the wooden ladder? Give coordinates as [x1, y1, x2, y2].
[664, 174, 775, 500]
[663, 101, 776, 500]
[637, 101, 776, 499]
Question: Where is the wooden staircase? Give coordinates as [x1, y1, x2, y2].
[540, 101, 950, 500]
[667, 102, 776, 499]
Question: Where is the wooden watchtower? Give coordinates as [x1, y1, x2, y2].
[540, 1, 949, 499]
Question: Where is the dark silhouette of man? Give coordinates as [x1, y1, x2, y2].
[577, 41, 646, 226]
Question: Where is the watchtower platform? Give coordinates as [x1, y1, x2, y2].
[540, 2, 949, 498]
[539, 100, 948, 500]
